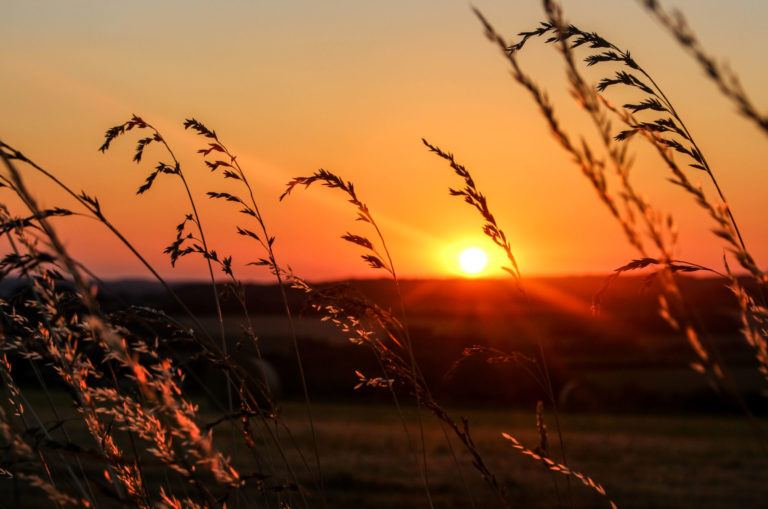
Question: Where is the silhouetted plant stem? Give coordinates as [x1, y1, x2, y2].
[481, 0, 768, 466]
[506, 10, 759, 292]
[182, 120, 326, 504]
[281, 172, 438, 508]
[296, 273, 512, 506]
[0, 229, 99, 506]
[370, 218, 435, 507]
[2, 139, 311, 506]
[7, 169, 232, 509]
[639, 74, 748, 252]
[422, 139, 571, 503]
[101, 118, 242, 483]
[0, 141, 217, 345]
[143, 126, 232, 391]
[1, 150, 135, 503]
[638, 0, 768, 137]
[248, 196, 325, 504]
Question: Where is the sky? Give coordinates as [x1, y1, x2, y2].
[2, 1, 767, 282]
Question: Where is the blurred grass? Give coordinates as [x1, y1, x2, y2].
[274, 401, 767, 508]
[3, 390, 766, 508]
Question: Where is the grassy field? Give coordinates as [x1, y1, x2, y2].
[273, 402, 768, 508]
[2, 1, 768, 506]
[4, 388, 763, 509]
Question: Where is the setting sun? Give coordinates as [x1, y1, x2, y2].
[458, 247, 488, 275]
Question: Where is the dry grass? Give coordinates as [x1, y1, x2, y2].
[1, 0, 767, 507]
[3, 397, 765, 508]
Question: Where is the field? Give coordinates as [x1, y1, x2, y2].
[280, 403, 768, 509]
[3, 0, 768, 507]
[3, 393, 766, 509]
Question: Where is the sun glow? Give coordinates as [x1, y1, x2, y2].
[458, 247, 488, 275]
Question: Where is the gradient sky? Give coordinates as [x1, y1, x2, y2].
[2, 1, 767, 282]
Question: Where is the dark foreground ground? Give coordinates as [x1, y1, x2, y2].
[2, 395, 766, 509]
[2, 276, 766, 507]
[276, 402, 768, 509]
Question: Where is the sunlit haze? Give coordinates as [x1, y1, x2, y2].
[3, 1, 767, 282]
[459, 247, 488, 275]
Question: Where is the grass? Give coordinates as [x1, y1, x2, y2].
[3, 394, 765, 508]
[246, 403, 768, 509]
[1, 0, 768, 507]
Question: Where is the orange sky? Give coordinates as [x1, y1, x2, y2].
[2, 1, 767, 282]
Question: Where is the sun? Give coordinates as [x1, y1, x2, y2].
[458, 247, 488, 275]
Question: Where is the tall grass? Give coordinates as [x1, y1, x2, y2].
[0, 0, 766, 507]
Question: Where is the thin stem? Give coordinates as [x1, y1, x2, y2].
[369, 219, 435, 507]
[1, 150, 134, 502]
[206, 134, 326, 504]
[2, 140, 310, 504]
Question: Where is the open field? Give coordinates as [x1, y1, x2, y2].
[273, 402, 768, 508]
[2, 277, 766, 508]
[2, 393, 766, 509]
[3, 0, 768, 506]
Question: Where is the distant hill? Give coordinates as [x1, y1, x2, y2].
[5, 275, 762, 410]
[2, 273, 746, 322]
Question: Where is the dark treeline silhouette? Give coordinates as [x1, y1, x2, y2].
[4, 275, 760, 412]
